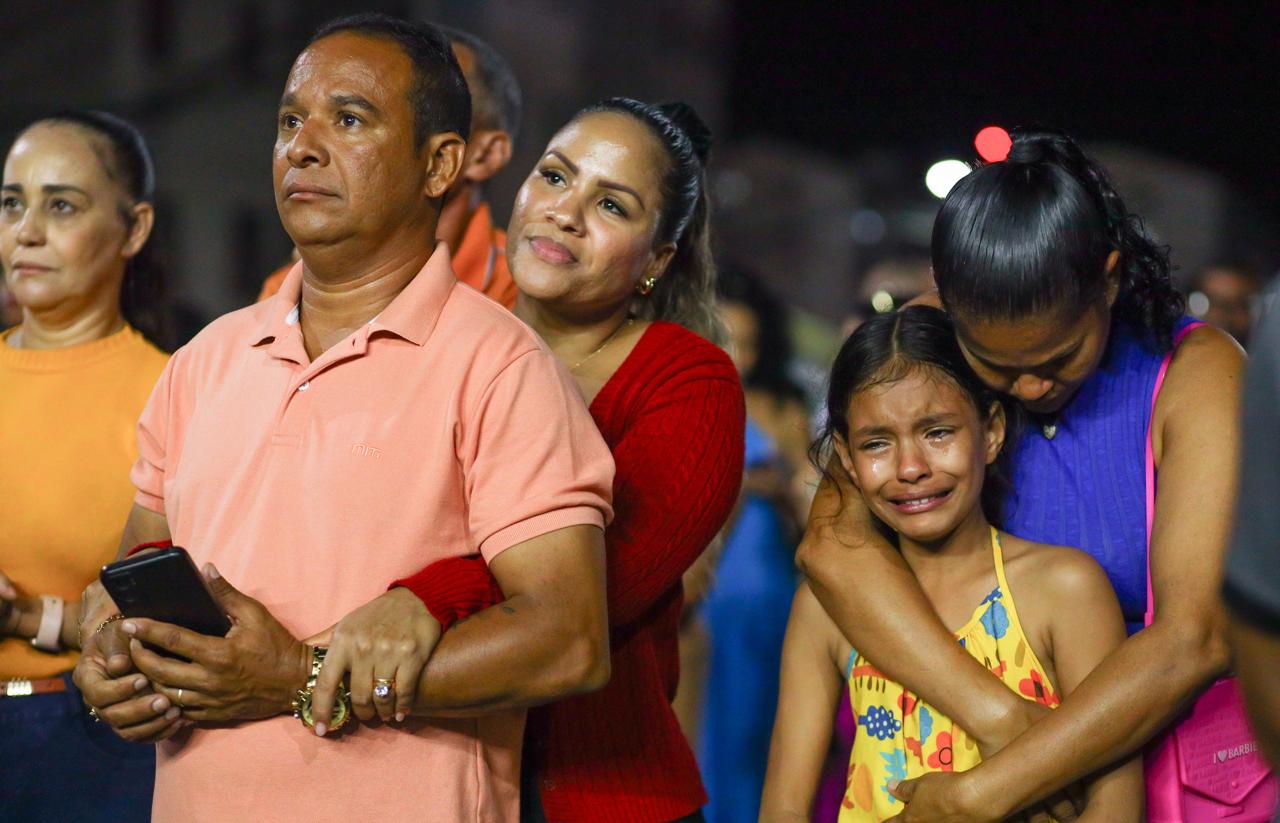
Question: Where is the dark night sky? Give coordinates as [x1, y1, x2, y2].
[729, 3, 1279, 210]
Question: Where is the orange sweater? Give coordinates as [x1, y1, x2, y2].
[0, 324, 168, 678]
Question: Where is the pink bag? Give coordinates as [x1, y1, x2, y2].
[1143, 323, 1276, 822]
[1144, 682, 1276, 822]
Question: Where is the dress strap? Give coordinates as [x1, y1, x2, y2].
[987, 527, 1057, 688]
[990, 526, 1012, 598]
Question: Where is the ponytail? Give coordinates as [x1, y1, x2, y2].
[934, 126, 1184, 349]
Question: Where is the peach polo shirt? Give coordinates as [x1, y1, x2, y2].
[130, 243, 614, 823]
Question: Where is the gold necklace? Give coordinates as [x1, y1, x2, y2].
[571, 318, 635, 370]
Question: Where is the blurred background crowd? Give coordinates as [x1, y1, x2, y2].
[2, 3, 1276, 821]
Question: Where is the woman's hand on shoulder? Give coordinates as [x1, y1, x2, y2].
[308, 587, 442, 728]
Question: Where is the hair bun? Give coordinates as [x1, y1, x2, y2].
[1005, 126, 1080, 167]
[1005, 139, 1046, 165]
[658, 101, 712, 164]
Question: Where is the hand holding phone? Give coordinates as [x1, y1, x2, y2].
[100, 547, 232, 643]
[101, 554, 312, 725]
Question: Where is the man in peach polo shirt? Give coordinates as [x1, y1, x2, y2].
[257, 25, 520, 308]
[73, 13, 613, 823]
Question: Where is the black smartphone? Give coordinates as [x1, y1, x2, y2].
[100, 547, 232, 642]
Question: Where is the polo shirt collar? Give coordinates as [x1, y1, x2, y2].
[251, 261, 304, 353]
[367, 241, 456, 346]
[250, 242, 458, 354]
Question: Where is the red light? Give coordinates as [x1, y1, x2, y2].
[975, 126, 1012, 163]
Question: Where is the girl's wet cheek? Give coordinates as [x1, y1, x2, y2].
[865, 454, 891, 474]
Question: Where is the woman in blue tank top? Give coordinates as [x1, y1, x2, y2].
[796, 127, 1245, 821]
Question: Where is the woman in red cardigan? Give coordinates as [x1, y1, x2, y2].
[313, 98, 745, 823]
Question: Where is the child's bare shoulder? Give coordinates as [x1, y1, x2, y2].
[998, 532, 1117, 606]
[791, 581, 852, 669]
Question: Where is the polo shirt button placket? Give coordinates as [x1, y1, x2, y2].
[273, 374, 314, 447]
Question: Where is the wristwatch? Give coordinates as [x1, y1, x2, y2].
[31, 595, 64, 652]
[291, 646, 351, 731]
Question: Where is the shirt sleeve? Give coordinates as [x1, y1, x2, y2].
[604, 358, 745, 628]
[130, 351, 183, 515]
[1223, 289, 1280, 634]
[462, 348, 615, 562]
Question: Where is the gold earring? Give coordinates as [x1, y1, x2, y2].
[637, 276, 658, 296]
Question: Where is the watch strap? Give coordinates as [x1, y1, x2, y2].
[293, 646, 350, 731]
[31, 595, 64, 652]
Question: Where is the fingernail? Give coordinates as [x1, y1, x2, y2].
[205, 563, 221, 579]
[151, 696, 168, 712]
[133, 677, 148, 691]
[888, 780, 900, 791]
[164, 707, 180, 720]
[122, 621, 137, 635]
[314, 722, 327, 737]
[395, 712, 405, 723]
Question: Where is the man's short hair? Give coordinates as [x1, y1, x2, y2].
[439, 26, 522, 140]
[311, 13, 471, 146]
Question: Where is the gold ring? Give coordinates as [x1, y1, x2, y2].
[372, 678, 395, 701]
[175, 688, 185, 708]
[95, 613, 125, 635]
[89, 706, 102, 722]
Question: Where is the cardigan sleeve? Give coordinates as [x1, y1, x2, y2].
[601, 360, 745, 628]
[390, 555, 503, 630]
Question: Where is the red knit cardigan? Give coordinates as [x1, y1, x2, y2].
[392, 321, 745, 822]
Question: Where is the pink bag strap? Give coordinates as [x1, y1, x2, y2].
[1144, 322, 1206, 627]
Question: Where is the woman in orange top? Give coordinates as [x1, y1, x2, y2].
[0, 110, 168, 821]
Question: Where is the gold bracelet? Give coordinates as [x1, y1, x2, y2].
[78, 612, 125, 648]
[95, 613, 126, 635]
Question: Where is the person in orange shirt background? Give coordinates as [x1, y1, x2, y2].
[257, 25, 521, 308]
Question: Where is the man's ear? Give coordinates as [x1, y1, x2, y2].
[984, 400, 1007, 465]
[460, 129, 513, 185]
[422, 131, 467, 199]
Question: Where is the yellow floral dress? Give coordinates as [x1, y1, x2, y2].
[839, 529, 1061, 821]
